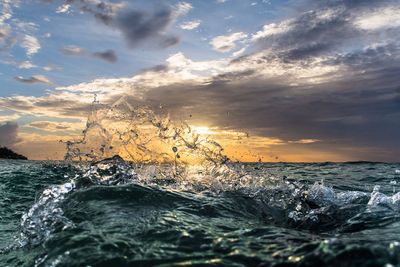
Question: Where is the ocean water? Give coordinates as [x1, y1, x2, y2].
[1, 158, 400, 267]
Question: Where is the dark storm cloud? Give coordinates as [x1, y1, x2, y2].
[58, 0, 180, 49]
[139, 64, 169, 74]
[137, 40, 400, 161]
[324, 0, 398, 8]
[160, 36, 180, 48]
[92, 49, 117, 63]
[209, 69, 257, 85]
[219, 0, 400, 158]
[0, 122, 21, 146]
[61, 46, 118, 63]
[113, 9, 178, 48]
[330, 43, 400, 68]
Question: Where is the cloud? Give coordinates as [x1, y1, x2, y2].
[60, 0, 184, 49]
[114, 8, 179, 48]
[210, 32, 248, 52]
[18, 61, 37, 69]
[0, 91, 99, 118]
[289, 139, 320, 144]
[249, 1, 400, 62]
[13, 132, 71, 160]
[232, 47, 247, 57]
[56, 4, 71, 13]
[251, 8, 354, 60]
[60, 46, 118, 63]
[0, 1, 18, 52]
[180, 20, 201, 30]
[0, 122, 21, 147]
[0, 114, 20, 123]
[1, 43, 400, 161]
[173, 2, 193, 17]
[0, 1, 41, 59]
[252, 22, 292, 41]
[354, 6, 400, 30]
[27, 121, 83, 132]
[15, 75, 52, 84]
[92, 49, 118, 63]
[20, 34, 41, 57]
[43, 64, 63, 72]
[60, 45, 85, 55]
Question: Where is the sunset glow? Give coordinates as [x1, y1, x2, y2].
[0, 0, 399, 162]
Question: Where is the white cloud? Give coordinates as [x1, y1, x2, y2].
[43, 65, 62, 72]
[354, 7, 400, 30]
[15, 21, 38, 32]
[180, 20, 201, 30]
[27, 121, 84, 132]
[0, 47, 345, 120]
[18, 61, 36, 69]
[56, 52, 228, 95]
[56, 4, 71, 14]
[252, 22, 292, 41]
[0, 0, 18, 24]
[32, 75, 51, 84]
[174, 2, 193, 17]
[20, 34, 41, 57]
[60, 45, 85, 55]
[210, 32, 248, 52]
[232, 47, 247, 57]
[289, 139, 320, 144]
[166, 52, 227, 78]
[15, 75, 51, 84]
[0, 114, 20, 123]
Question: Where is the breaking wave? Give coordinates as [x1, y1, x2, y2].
[1, 97, 400, 266]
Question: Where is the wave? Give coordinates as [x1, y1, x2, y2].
[13, 157, 400, 249]
[2, 98, 400, 266]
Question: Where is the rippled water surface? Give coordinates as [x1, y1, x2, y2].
[1, 159, 400, 267]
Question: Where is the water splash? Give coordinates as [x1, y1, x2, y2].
[19, 181, 76, 247]
[12, 95, 400, 266]
[63, 95, 228, 171]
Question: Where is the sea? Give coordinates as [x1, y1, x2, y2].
[1, 158, 400, 267]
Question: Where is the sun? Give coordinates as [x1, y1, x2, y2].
[192, 126, 213, 135]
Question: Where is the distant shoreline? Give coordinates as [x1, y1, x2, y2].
[0, 147, 28, 160]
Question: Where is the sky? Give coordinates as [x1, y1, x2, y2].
[0, 0, 399, 162]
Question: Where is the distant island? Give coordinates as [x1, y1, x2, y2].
[0, 147, 28, 160]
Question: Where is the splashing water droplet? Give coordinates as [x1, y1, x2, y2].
[62, 96, 229, 171]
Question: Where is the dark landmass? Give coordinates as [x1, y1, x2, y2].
[0, 147, 28, 160]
